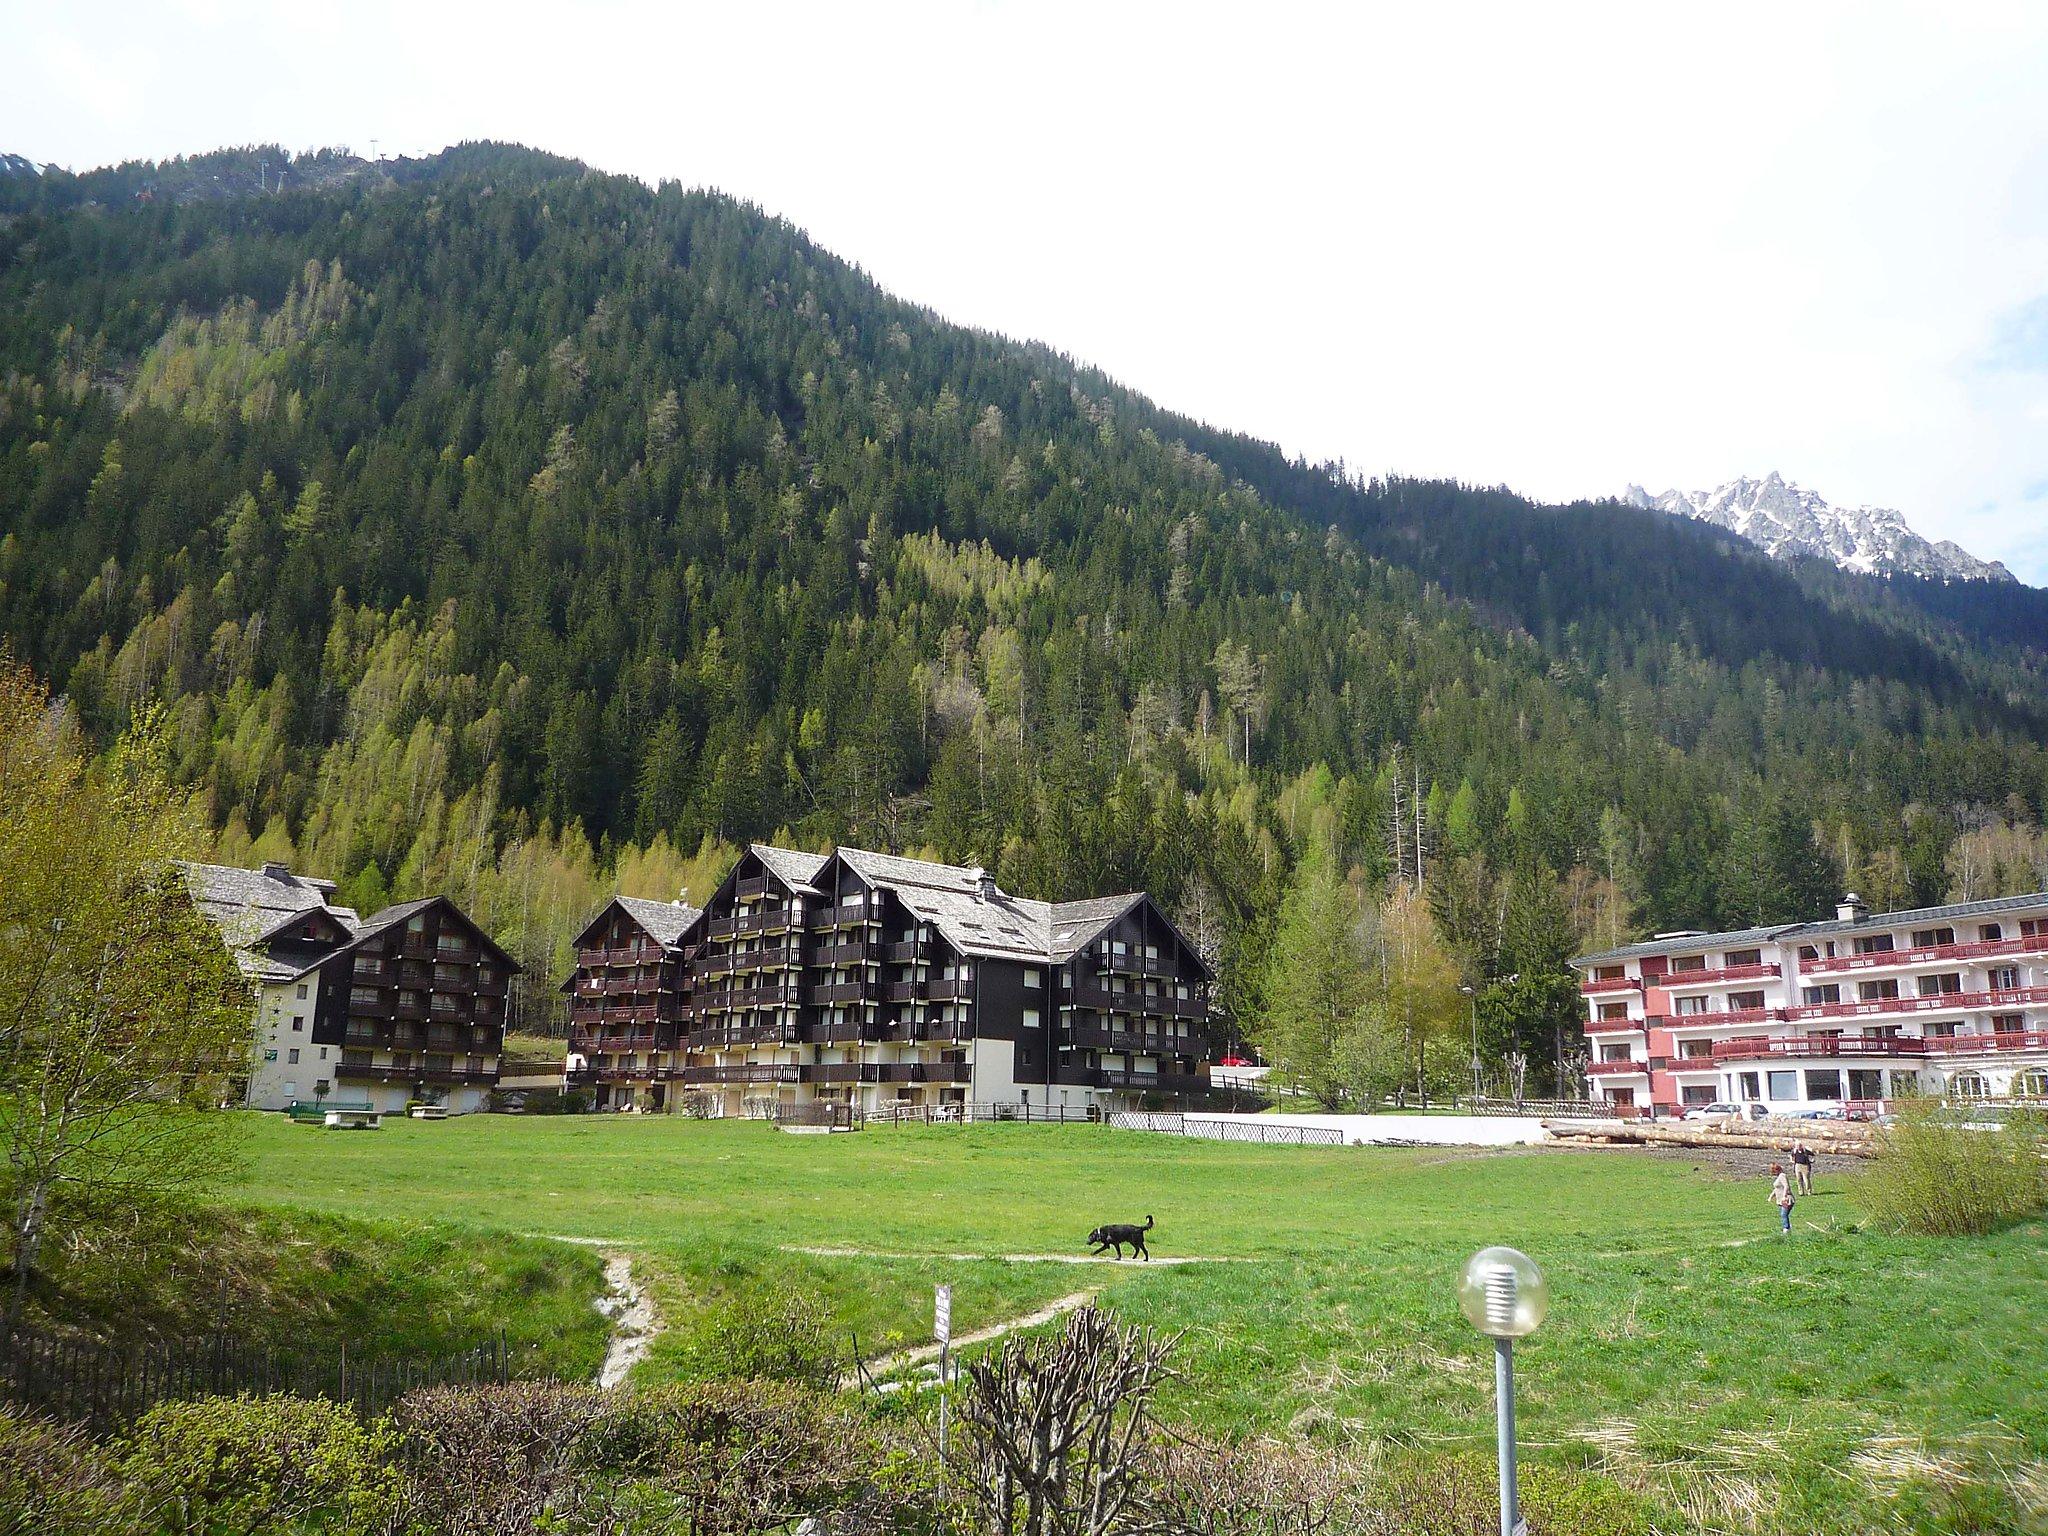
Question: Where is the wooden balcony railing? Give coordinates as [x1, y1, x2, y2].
[1710, 1035, 1929, 1061]
[1587, 1059, 1648, 1075]
[1579, 975, 1641, 996]
[1801, 930, 2048, 977]
[1784, 985, 2048, 1023]
[1654, 962, 1780, 987]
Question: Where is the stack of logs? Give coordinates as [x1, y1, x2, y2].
[1545, 1115, 1881, 1158]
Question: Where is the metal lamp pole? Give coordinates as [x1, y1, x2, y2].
[1460, 1247, 1547, 1536]
[1461, 984, 1480, 1104]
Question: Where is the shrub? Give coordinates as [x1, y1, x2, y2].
[673, 1284, 839, 1389]
[115, 1393, 399, 1535]
[0, 1407, 138, 1536]
[1862, 1101, 2048, 1236]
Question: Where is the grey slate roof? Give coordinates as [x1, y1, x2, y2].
[617, 895, 703, 947]
[1048, 894, 1147, 963]
[750, 844, 829, 894]
[1571, 924, 1798, 968]
[183, 861, 352, 983]
[1571, 888, 2048, 968]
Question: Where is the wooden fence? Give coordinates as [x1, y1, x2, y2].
[0, 1328, 510, 1431]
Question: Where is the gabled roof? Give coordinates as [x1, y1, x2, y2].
[300, 894, 520, 978]
[617, 895, 703, 947]
[1794, 889, 2048, 939]
[751, 843, 829, 894]
[183, 861, 355, 982]
[1047, 894, 1147, 963]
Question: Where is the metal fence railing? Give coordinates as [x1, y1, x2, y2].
[0, 1328, 510, 1432]
[1105, 1111, 1345, 1147]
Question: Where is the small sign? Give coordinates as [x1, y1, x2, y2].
[935, 1283, 952, 1345]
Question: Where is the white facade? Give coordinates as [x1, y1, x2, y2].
[1576, 891, 2048, 1116]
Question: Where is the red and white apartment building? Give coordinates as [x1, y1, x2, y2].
[1574, 891, 2048, 1116]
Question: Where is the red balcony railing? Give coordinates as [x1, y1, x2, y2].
[1652, 962, 1779, 987]
[1801, 930, 2048, 977]
[1580, 976, 1640, 996]
[1930, 1030, 2048, 1056]
[1784, 985, 2048, 1023]
[1587, 1059, 1647, 1075]
[1647, 1007, 1782, 1027]
[1710, 1035, 1930, 1061]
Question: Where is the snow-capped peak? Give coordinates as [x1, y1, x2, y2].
[1622, 473, 2013, 584]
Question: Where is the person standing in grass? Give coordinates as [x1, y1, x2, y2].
[1770, 1163, 1795, 1234]
[1791, 1140, 1815, 1196]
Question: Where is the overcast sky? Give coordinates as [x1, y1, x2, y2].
[11, 1, 2048, 581]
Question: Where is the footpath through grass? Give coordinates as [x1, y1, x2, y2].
[228, 1114, 2048, 1534]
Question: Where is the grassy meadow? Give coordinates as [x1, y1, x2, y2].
[225, 1114, 2048, 1534]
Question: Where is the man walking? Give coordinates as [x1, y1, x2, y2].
[1791, 1140, 1815, 1197]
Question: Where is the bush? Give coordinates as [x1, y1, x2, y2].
[1862, 1102, 2048, 1236]
[390, 1381, 616, 1534]
[115, 1393, 399, 1535]
[0, 1407, 138, 1536]
[673, 1284, 839, 1389]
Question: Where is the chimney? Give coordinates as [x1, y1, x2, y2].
[262, 861, 292, 883]
[968, 866, 998, 903]
[677, 886, 690, 908]
[1836, 892, 1867, 923]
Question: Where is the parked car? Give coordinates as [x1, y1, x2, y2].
[1683, 1101, 1769, 1122]
[1785, 1106, 1845, 1120]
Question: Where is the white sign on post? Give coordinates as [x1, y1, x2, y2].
[934, 1283, 953, 1345]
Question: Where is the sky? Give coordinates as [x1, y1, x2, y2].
[10, 1, 2048, 582]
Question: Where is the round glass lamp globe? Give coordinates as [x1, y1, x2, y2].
[1458, 1246, 1548, 1338]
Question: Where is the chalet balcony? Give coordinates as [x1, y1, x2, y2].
[883, 939, 927, 962]
[817, 1017, 889, 1044]
[686, 1021, 803, 1049]
[347, 995, 397, 1020]
[1647, 1007, 1783, 1028]
[923, 978, 972, 1002]
[813, 903, 877, 931]
[697, 982, 804, 1013]
[1586, 1059, 1648, 1075]
[807, 980, 870, 1006]
[335, 1062, 497, 1086]
[1068, 984, 1204, 1021]
[1801, 930, 2048, 977]
[1056, 1065, 1206, 1094]
[394, 997, 428, 1021]
[1067, 1023, 1200, 1056]
[1096, 953, 1175, 980]
[1784, 984, 2048, 1024]
[877, 1062, 971, 1084]
[575, 972, 663, 998]
[815, 939, 879, 967]
[1579, 975, 1641, 996]
[736, 876, 772, 900]
[679, 1064, 804, 1085]
[1655, 962, 1780, 987]
[1584, 1017, 1639, 1034]
[810, 1063, 882, 1084]
[1710, 1035, 1929, 1061]
[566, 999, 662, 1028]
[1933, 1029, 2048, 1056]
[570, 1027, 661, 1054]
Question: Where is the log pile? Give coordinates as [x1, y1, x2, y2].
[1544, 1116, 1880, 1158]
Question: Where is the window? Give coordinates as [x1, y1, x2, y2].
[1023, 968, 1041, 989]
[1679, 1039, 1714, 1059]
[1988, 967, 2020, 992]
[263, 1049, 278, 1062]
[1979, 924, 2004, 942]
[1681, 1085, 1716, 1107]
[1739, 1072, 1761, 1099]
[1804, 1069, 1843, 1100]
[1726, 949, 1762, 967]
[318, 1047, 327, 1060]
[1600, 1044, 1632, 1062]
[350, 987, 380, 1007]
[1917, 973, 1962, 997]
[2017, 1069, 2048, 1099]
[1670, 955, 1706, 973]
[1992, 1013, 2025, 1035]
[408, 914, 425, 933]
[1910, 927, 1955, 949]
[1926, 1021, 1957, 1038]
[1727, 990, 1765, 1011]
[1857, 979, 1899, 1002]
[1950, 1071, 1988, 1100]
[1803, 984, 1841, 1005]
[1767, 1071, 1797, 1101]
[287, 1048, 300, 1065]
[296, 983, 309, 1000]
[1675, 995, 1710, 1016]
[291, 1016, 304, 1031]
[1022, 1009, 1040, 1031]
[1594, 965, 1625, 981]
[1597, 1002, 1630, 1021]
[1853, 933, 1896, 956]
[1798, 945, 1820, 962]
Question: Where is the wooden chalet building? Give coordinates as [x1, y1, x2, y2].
[187, 869, 518, 1114]
[564, 895, 703, 1110]
[563, 845, 1215, 1115]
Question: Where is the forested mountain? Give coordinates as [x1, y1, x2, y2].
[2, 142, 2045, 1077]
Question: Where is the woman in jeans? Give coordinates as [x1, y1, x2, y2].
[1769, 1163, 1794, 1234]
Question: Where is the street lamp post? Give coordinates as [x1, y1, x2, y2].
[1460, 985, 1479, 1104]
[1458, 1246, 1548, 1536]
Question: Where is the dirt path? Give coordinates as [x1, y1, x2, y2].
[845, 1289, 1099, 1388]
[594, 1250, 661, 1389]
[785, 1243, 1239, 1266]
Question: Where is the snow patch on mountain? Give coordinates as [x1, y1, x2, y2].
[1623, 472, 2013, 584]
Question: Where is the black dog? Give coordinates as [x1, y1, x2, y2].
[1086, 1214, 1154, 1261]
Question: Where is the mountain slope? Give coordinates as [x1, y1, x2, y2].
[1624, 472, 2013, 583]
[1, 141, 2045, 1039]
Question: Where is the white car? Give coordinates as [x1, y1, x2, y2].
[1683, 1101, 1770, 1122]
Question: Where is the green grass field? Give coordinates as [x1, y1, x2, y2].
[226, 1115, 2048, 1534]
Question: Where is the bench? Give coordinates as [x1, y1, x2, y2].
[408, 1104, 450, 1120]
[324, 1108, 382, 1130]
[287, 1099, 374, 1124]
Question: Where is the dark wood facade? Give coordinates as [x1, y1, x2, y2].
[562, 846, 1214, 1111]
[308, 897, 516, 1102]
